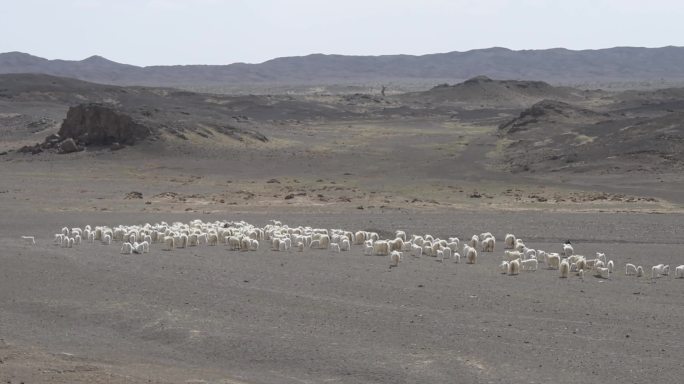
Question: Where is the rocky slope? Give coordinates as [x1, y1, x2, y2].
[401, 76, 590, 108]
[496, 99, 684, 173]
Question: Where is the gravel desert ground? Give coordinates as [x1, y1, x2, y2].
[1, 209, 684, 383]
[1, 71, 684, 383]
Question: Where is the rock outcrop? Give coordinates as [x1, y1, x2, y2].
[58, 103, 151, 146]
[498, 99, 607, 135]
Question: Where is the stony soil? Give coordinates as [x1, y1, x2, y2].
[1, 210, 684, 383]
[2, 74, 684, 383]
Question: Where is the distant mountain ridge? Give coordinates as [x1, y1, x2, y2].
[2, 46, 684, 87]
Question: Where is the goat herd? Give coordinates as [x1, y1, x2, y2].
[22, 218, 684, 281]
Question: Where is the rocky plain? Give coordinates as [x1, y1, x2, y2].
[1, 49, 684, 383]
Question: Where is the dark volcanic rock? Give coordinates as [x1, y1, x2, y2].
[58, 138, 80, 154]
[496, 99, 684, 173]
[58, 103, 151, 146]
[44, 133, 61, 146]
[498, 99, 606, 134]
[125, 191, 143, 199]
[18, 143, 43, 154]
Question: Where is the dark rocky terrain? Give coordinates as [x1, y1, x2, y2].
[401, 76, 588, 108]
[2, 73, 684, 194]
[497, 99, 684, 174]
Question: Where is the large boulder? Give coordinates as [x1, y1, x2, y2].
[58, 138, 80, 154]
[58, 103, 151, 146]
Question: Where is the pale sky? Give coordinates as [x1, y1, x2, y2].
[1, 0, 683, 66]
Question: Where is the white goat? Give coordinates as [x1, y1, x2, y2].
[505, 250, 522, 262]
[521, 258, 538, 271]
[163, 236, 175, 251]
[481, 237, 495, 252]
[651, 264, 669, 278]
[563, 244, 574, 257]
[559, 259, 570, 278]
[499, 261, 509, 274]
[389, 251, 402, 268]
[504, 234, 516, 249]
[249, 239, 259, 251]
[636, 266, 644, 277]
[373, 240, 390, 256]
[547, 253, 561, 270]
[674, 265, 684, 279]
[469, 235, 479, 250]
[465, 246, 477, 264]
[121, 242, 133, 255]
[595, 267, 610, 279]
[508, 259, 520, 275]
[596, 252, 607, 265]
[625, 263, 637, 276]
[388, 238, 404, 252]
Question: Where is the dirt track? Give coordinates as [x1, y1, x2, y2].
[2, 210, 683, 383]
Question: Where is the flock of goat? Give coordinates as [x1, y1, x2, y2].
[25, 218, 684, 280]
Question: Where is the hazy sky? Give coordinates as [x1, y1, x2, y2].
[2, 0, 683, 66]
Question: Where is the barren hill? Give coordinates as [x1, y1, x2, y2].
[3, 46, 684, 89]
[401, 76, 588, 108]
[496, 99, 684, 173]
